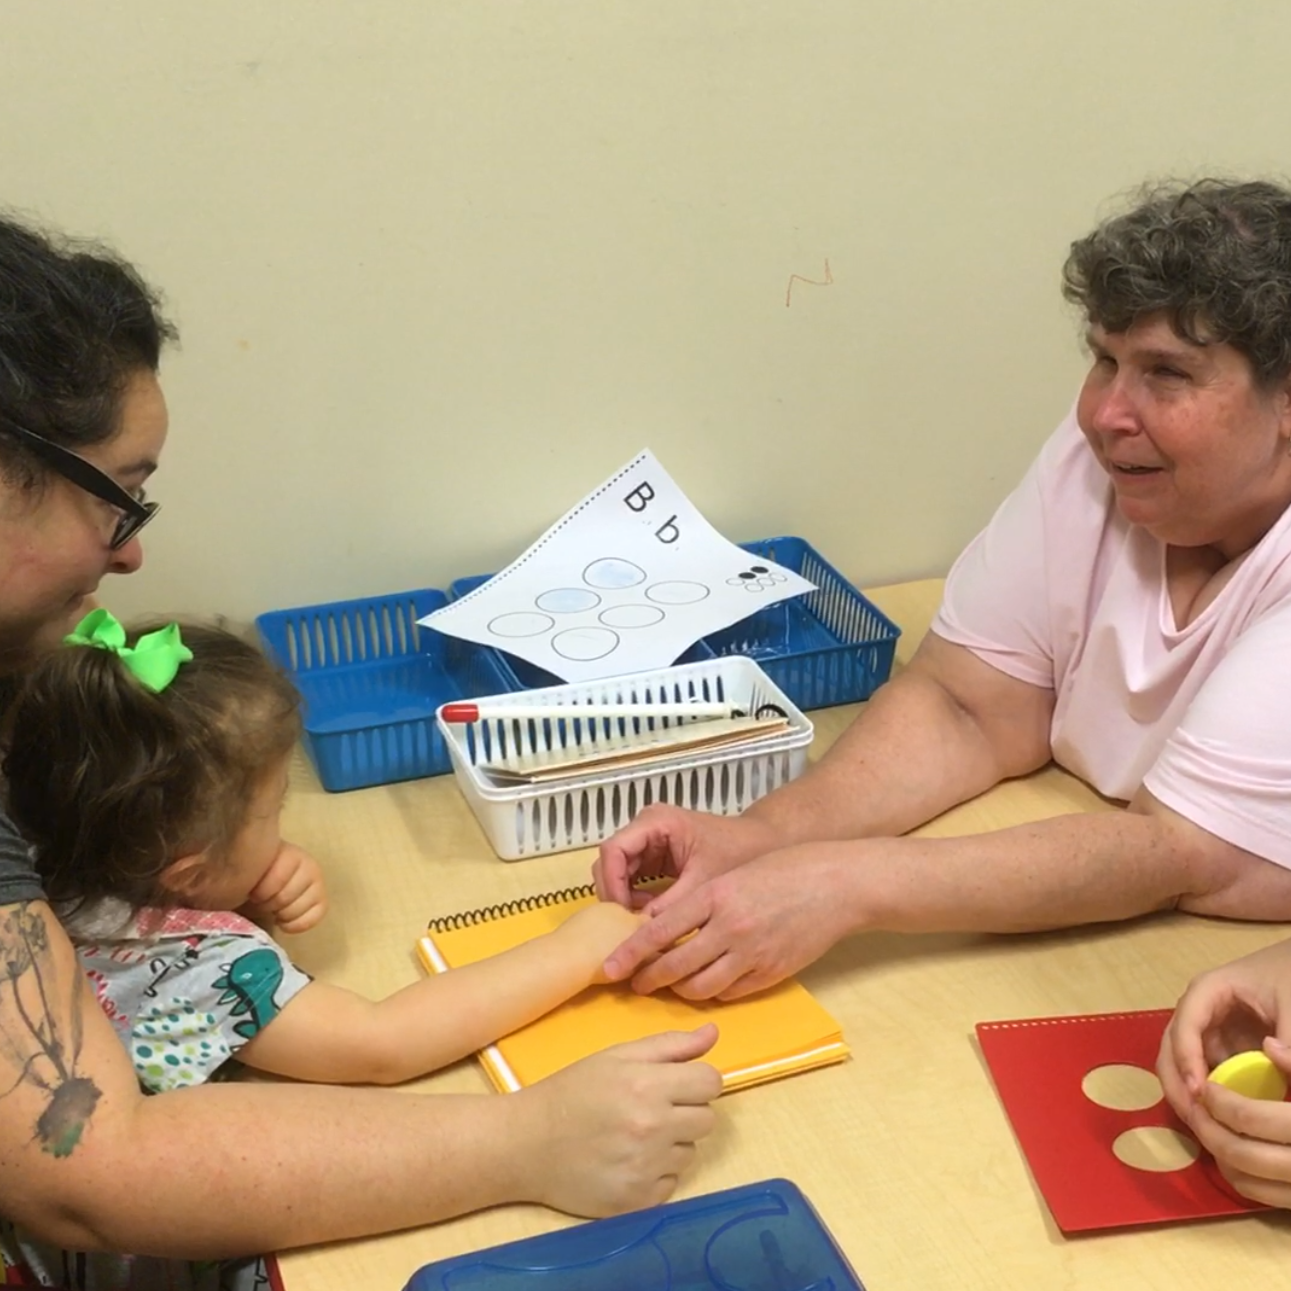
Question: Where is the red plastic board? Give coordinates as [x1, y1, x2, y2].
[977, 1010, 1261, 1232]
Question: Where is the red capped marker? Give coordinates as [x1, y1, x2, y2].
[439, 700, 741, 723]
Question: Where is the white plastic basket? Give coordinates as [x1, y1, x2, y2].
[438, 657, 814, 860]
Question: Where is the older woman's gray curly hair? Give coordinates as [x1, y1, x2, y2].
[1062, 178, 1291, 388]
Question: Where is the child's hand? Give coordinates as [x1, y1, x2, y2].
[245, 842, 329, 934]
[559, 902, 648, 984]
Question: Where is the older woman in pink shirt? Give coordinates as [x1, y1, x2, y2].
[595, 177, 1291, 1204]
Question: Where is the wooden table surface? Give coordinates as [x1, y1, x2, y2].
[275, 579, 1291, 1290]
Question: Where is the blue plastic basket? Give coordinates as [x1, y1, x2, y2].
[703, 536, 901, 709]
[449, 535, 900, 711]
[255, 589, 518, 792]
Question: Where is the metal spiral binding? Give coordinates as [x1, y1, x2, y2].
[426, 882, 597, 932]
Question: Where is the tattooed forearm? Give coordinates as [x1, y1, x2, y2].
[0, 904, 100, 1156]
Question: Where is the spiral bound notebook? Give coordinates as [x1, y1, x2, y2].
[416, 884, 849, 1093]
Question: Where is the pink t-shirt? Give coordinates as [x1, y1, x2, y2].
[932, 407, 1291, 867]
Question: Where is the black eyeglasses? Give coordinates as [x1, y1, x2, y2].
[2, 422, 159, 550]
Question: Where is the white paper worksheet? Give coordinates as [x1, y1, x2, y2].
[419, 450, 814, 682]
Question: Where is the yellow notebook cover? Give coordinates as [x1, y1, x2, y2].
[416, 885, 849, 1093]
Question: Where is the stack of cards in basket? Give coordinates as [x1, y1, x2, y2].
[435, 657, 815, 860]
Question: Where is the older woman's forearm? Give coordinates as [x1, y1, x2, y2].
[841, 809, 1291, 936]
[745, 635, 1054, 847]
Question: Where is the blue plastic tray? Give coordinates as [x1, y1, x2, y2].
[403, 1178, 864, 1290]
[255, 589, 517, 792]
[450, 537, 900, 712]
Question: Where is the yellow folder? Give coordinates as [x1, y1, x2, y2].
[416, 885, 848, 1093]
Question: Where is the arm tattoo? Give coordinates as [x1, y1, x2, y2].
[0, 904, 100, 1156]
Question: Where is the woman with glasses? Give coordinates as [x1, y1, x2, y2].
[0, 214, 720, 1287]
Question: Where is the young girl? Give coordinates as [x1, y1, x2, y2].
[2, 608, 643, 1094]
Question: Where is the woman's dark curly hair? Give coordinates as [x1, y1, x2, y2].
[2, 622, 300, 912]
[1062, 178, 1291, 387]
[0, 213, 176, 488]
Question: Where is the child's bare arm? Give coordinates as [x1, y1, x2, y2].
[235, 902, 644, 1084]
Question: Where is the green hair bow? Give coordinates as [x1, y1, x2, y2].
[64, 608, 194, 693]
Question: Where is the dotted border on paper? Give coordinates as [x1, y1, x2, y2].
[443, 452, 650, 611]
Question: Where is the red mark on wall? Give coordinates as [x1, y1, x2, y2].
[785, 258, 833, 308]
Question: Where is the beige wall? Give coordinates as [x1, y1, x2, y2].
[2, 3, 1289, 627]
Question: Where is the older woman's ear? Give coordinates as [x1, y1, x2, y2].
[1278, 379, 1291, 442]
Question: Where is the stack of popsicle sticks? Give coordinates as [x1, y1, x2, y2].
[438, 700, 790, 785]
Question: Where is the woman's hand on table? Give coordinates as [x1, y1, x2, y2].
[601, 843, 856, 1001]
[592, 803, 782, 909]
[511, 1024, 721, 1216]
[1158, 938, 1291, 1205]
